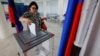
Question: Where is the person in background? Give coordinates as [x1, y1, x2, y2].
[19, 1, 47, 31]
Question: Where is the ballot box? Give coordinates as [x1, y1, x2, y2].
[14, 30, 54, 56]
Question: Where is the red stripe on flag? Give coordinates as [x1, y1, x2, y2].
[8, 6, 16, 25]
[64, 3, 83, 56]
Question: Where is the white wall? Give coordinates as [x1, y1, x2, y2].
[0, 2, 13, 39]
[58, 0, 68, 15]
[37, 0, 58, 16]
[37, 2, 44, 13]
[49, 0, 58, 14]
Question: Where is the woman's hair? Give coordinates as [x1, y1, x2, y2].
[29, 1, 38, 10]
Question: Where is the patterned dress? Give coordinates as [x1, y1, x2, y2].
[22, 11, 42, 33]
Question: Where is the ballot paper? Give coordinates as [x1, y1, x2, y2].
[29, 23, 36, 36]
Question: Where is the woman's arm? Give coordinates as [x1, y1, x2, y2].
[19, 16, 32, 25]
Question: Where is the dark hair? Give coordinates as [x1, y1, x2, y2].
[29, 1, 38, 10]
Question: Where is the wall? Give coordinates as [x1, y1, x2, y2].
[0, 1, 13, 39]
[58, 0, 68, 16]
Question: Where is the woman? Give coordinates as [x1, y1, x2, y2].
[19, 1, 47, 32]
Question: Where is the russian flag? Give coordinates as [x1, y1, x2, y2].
[58, 0, 78, 56]
[64, 0, 84, 56]
[8, 0, 23, 32]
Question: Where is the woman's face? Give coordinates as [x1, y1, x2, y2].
[30, 5, 37, 14]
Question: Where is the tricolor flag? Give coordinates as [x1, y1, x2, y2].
[64, 0, 84, 56]
[68, 0, 99, 55]
[58, 0, 78, 56]
[8, 0, 23, 32]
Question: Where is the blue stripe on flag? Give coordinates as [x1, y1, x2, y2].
[79, 0, 84, 3]
[58, 0, 78, 56]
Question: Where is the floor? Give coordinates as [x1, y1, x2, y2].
[0, 21, 63, 56]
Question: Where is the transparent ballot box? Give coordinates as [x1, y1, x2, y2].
[14, 30, 54, 56]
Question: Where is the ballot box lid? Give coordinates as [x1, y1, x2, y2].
[14, 30, 54, 52]
[17, 30, 48, 44]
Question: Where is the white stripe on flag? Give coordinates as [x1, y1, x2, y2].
[74, 0, 98, 47]
[79, 0, 100, 56]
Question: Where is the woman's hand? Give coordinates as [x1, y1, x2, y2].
[41, 17, 47, 21]
[19, 17, 32, 25]
[24, 18, 32, 25]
